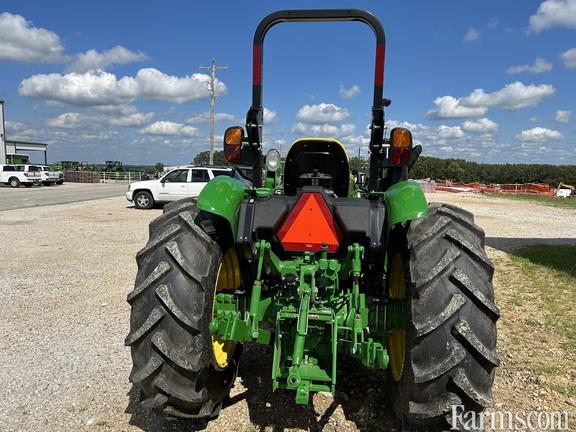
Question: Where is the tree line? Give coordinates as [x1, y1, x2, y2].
[190, 150, 576, 186]
[410, 156, 576, 185]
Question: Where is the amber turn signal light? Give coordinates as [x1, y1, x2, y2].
[390, 127, 413, 149]
[223, 126, 244, 163]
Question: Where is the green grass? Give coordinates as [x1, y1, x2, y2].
[510, 245, 576, 347]
[509, 245, 576, 399]
[487, 193, 576, 209]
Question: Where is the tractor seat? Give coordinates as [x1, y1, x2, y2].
[283, 138, 350, 197]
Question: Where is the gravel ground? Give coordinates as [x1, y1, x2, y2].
[0, 183, 128, 211]
[0, 192, 574, 431]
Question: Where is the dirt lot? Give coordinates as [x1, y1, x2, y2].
[0, 192, 575, 431]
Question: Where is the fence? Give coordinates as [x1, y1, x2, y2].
[64, 171, 144, 184]
[99, 171, 143, 183]
[415, 179, 555, 196]
[64, 171, 100, 183]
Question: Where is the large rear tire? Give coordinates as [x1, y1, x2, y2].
[392, 203, 500, 431]
[125, 204, 240, 422]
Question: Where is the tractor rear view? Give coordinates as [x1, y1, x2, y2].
[126, 9, 499, 430]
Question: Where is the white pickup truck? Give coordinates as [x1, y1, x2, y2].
[0, 164, 42, 187]
[126, 165, 238, 209]
[38, 165, 63, 186]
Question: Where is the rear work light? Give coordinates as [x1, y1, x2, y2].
[389, 127, 413, 166]
[277, 192, 341, 253]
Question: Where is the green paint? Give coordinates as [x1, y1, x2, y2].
[384, 179, 429, 226]
[255, 187, 273, 197]
[211, 240, 390, 405]
[196, 176, 246, 238]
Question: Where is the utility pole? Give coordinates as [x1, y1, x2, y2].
[199, 59, 228, 165]
[0, 100, 6, 164]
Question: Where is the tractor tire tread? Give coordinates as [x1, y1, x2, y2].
[395, 203, 499, 430]
[148, 197, 197, 237]
[127, 206, 239, 421]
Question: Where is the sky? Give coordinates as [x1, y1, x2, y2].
[0, 0, 575, 165]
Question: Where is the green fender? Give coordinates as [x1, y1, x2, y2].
[196, 176, 247, 238]
[383, 180, 429, 226]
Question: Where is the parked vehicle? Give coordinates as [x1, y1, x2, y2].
[55, 169, 64, 185]
[0, 164, 41, 187]
[126, 165, 237, 209]
[38, 165, 60, 186]
[555, 182, 575, 198]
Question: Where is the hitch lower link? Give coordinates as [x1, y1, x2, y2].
[209, 241, 390, 405]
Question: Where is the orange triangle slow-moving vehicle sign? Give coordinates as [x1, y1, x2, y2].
[278, 192, 341, 253]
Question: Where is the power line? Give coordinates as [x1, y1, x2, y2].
[199, 58, 228, 165]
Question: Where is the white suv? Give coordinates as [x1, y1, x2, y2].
[0, 164, 41, 187]
[126, 166, 235, 209]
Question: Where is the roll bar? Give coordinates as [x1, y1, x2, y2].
[245, 9, 386, 191]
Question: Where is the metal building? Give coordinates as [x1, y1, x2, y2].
[0, 101, 48, 164]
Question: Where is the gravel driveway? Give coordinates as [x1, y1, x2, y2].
[0, 193, 574, 431]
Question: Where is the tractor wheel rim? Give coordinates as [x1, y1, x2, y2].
[137, 195, 149, 206]
[211, 248, 242, 369]
[388, 252, 406, 382]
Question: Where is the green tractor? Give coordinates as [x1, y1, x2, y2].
[104, 160, 123, 172]
[126, 10, 498, 430]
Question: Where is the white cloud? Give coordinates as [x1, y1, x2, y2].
[555, 110, 572, 123]
[515, 127, 563, 142]
[19, 68, 225, 106]
[437, 125, 465, 139]
[426, 96, 488, 119]
[464, 28, 480, 42]
[186, 112, 234, 124]
[296, 103, 350, 124]
[68, 45, 148, 72]
[560, 47, 576, 68]
[140, 121, 199, 137]
[385, 119, 501, 154]
[108, 111, 154, 127]
[0, 12, 64, 62]
[292, 122, 355, 138]
[529, 0, 576, 32]
[20, 70, 135, 105]
[77, 130, 122, 141]
[386, 120, 431, 135]
[462, 81, 555, 110]
[461, 118, 499, 133]
[46, 106, 154, 128]
[46, 112, 83, 128]
[133, 68, 225, 102]
[350, 118, 574, 163]
[506, 58, 552, 74]
[487, 17, 500, 29]
[529, 116, 539, 123]
[427, 81, 555, 119]
[5, 120, 34, 135]
[263, 107, 278, 123]
[339, 85, 361, 99]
